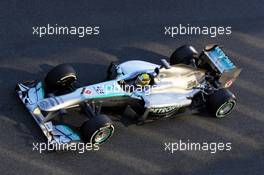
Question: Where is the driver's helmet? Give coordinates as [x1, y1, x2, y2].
[135, 73, 151, 87]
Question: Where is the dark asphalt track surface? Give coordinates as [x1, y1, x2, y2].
[0, 1, 264, 174]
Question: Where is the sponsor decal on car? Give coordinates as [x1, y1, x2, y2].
[81, 88, 93, 95]
[94, 86, 105, 94]
[84, 89, 92, 95]
[150, 106, 178, 114]
[225, 79, 233, 88]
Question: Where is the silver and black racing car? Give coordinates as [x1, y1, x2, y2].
[16, 44, 241, 146]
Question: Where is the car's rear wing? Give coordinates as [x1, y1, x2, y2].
[200, 44, 242, 88]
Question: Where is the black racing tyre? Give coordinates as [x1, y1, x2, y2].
[81, 115, 114, 144]
[45, 64, 77, 90]
[106, 62, 118, 80]
[207, 89, 237, 118]
[170, 45, 198, 65]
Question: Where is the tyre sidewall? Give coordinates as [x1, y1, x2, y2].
[207, 89, 237, 118]
[215, 99, 236, 118]
[81, 115, 114, 144]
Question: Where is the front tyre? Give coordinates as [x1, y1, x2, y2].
[207, 89, 237, 118]
[45, 64, 77, 91]
[106, 62, 118, 80]
[81, 115, 114, 144]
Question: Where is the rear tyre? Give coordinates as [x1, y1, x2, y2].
[170, 45, 198, 65]
[207, 89, 236, 118]
[81, 115, 114, 144]
[45, 64, 77, 90]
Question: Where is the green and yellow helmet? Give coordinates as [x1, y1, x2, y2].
[136, 73, 151, 87]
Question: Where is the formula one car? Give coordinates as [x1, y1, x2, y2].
[16, 44, 241, 146]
